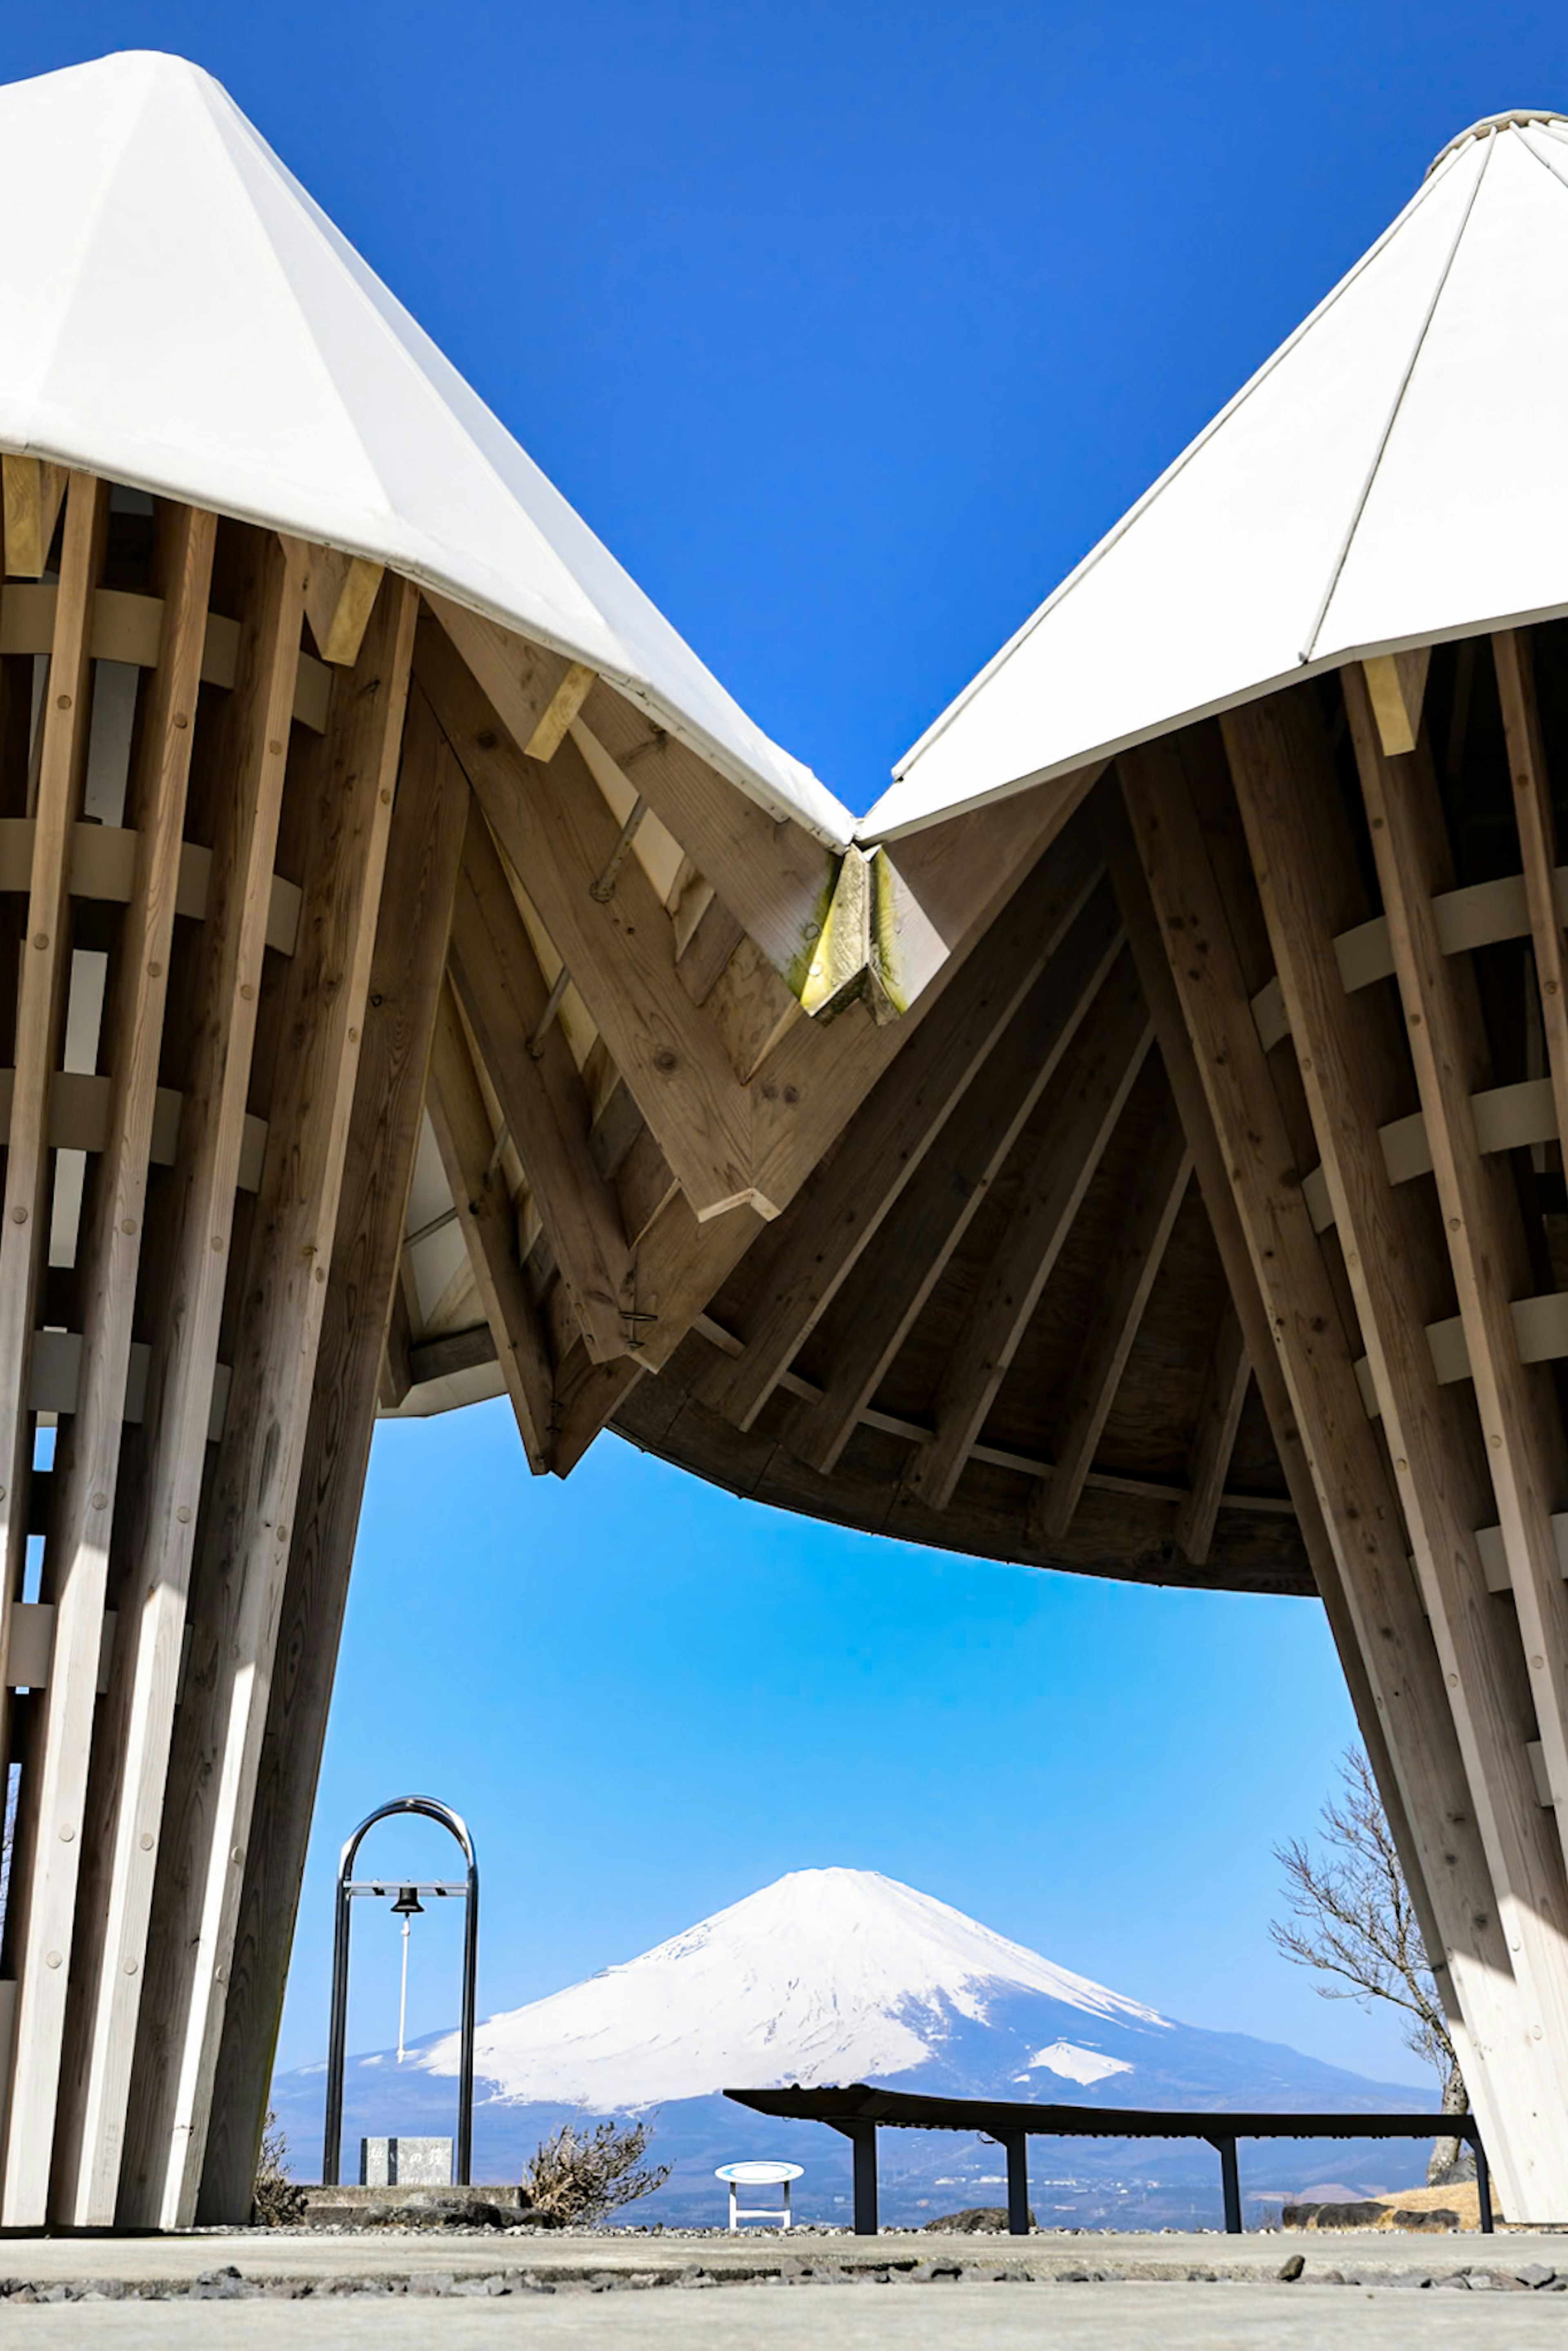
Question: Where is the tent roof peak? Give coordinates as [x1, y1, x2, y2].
[1427, 109, 1568, 176]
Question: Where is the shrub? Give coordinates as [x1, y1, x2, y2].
[522, 2118, 671, 2227]
[252, 2109, 307, 2227]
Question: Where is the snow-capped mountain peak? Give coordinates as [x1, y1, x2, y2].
[419, 1865, 1167, 2107]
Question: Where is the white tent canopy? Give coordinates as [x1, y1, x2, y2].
[0, 49, 853, 848]
[868, 110, 1568, 840]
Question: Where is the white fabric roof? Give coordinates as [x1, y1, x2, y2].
[0, 51, 853, 847]
[869, 111, 1568, 840]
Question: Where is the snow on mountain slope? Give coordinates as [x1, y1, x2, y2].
[416, 1867, 1168, 2106]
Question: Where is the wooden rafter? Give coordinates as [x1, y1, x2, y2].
[196, 673, 468, 2223]
[903, 954, 1152, 1511]
[1345, 664, 1568, 1873]
[1223, 684, 1568, 2146]
[1173, 1306, 1249, 1567]
[414, 617, 763, 1222]
[51, 527, 307, 2228]
[1029, 1085, 1191, 1547]
[698, 822, 1106, 1433]
[1116, 724, 1562, 2198]
[445, 802, 631, 1363]
[782, 889, 1126, 1476]
[427, 974, 554, 1469]
[122, 575, 418, 2231]
[1361, 648, 1431, 758]
[0, 501, 216, 2227]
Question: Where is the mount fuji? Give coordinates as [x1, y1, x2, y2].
[270, 1867, 1441, 2226]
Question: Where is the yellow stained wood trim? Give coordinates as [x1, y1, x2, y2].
[0, 582, 330, 730]
[526, 661, 596, 760]
[277, 536, 384, 666]
[1362, 648, 1432, 758]
[2, 456, 68, 577]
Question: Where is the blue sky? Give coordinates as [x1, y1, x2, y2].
[11, 0, 1564, 2095]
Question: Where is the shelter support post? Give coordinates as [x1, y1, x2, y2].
[1002, 2132, 1029, 2235]
[832, 2119, 879, 2235]
[1209, 2136, 1243, 2235]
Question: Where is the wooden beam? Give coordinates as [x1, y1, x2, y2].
[528, 662, 596, 760]
[700, 827, 1107, 1434]
[120, 577, 418, 2231]
[1116, 723, 1564, 2217]
[427, 974, 555, 1470]
[2, 456, 68, 578]
[196, 671, 467, 2224]
[1494, 628, 1568, 1171]
[1346, 663, 1568, 1892]
[784, 905, 1124, 1475]
[278, 535, 385, 667]
[1173, 1306, 1249, 1567]
[415, 616, 762, 1220]
[1361, 648, 1431, 758]
[1223, 682, 1568, 2186]
[903, 957, 1152, 1511]
[445, 807, 631, 1363]
[0, 502, 215, 2228]
[49, 528, 306, 2228]
[0, 474, 105, 1814]
[1029, 1090, 1191, 1547]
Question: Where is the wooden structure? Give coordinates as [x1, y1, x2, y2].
[0, 59, 1566, 2223]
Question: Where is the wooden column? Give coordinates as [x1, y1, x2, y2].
[1116, 729, 1554, 2219]
[1222, 683, 1568, 2211]
[50, 528, 306, 2226]
[0, 501, 216, 2226]
[196, 678, 467, 2222]
[120, 577, 417, 2230]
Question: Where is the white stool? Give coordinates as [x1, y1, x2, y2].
[716, 2159, 803, 2231]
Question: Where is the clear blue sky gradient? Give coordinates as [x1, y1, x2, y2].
[9, 0, 1563, 2089]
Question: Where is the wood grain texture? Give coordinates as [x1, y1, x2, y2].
[1173, 1307, 1249, 1567]
[1118, 722, 1558, 2220]
[197, 673, 467, 2222]
[0, 501, 215, 2228]
[51, 526, 306, 2228]
[121, 575, 416, 2230]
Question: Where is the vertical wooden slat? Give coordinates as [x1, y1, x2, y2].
[1173, 1308, 1249, 1567]
[1116, 729, 1555, 2219]
[1223, 685, 1568, 2202]
[427, 976, 555, 1471]
[1, 457, 68, 580]
[0, 473, 105, 1826]
[52, 529, 305, 2227]
[121, 575, 416, 2230]
[0, 501, 215, 2226]
[196, 674, 467, 2220]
